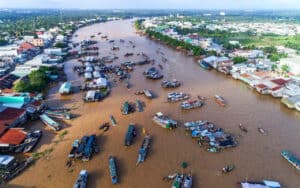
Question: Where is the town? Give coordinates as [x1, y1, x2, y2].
[0, 8, 299, 188]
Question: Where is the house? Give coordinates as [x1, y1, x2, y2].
[17, 42, 35, 54]
[31, 38, 44, 47]
[0, 107, 27, 128]
[202, 56, 230, 69]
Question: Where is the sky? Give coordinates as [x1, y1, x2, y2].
[0, 0, 300, 10]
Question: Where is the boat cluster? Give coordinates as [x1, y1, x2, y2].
[167, 92, 190, 102]
[184, 120, 237, 152]
[121, 100, 145, 115]
[68, 135, 99, 161]
[161, 80, 181, 88]
[143, 67, 163, 80]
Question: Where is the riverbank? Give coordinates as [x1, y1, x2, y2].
[9, 19, 300, 188]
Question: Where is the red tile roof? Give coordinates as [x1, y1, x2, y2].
[271, 78, 289, 86]
[0, 128, 26, 145]
[0, 108, 26, 127]
[0, 124, 8, 136]
[256, 84, 267, 89]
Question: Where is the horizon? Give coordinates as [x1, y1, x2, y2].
[1, 0, 300, 10]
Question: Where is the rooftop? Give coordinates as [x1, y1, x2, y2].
[0, 107, 26, 127]
[0, 128, 26, 145]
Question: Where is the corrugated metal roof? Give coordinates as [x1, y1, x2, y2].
[0, 128, 26, 145]
[0, 107, 26, 127]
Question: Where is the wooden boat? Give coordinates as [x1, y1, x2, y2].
[124, 124, 137, 146]
[16, 130, 43, 153]
[258, 127, 267, 135]
[214, 95, 226, 107]
[222, 164, 235, 173]
[109, 156, 118, 184]
[82, 135, 96, 161]
[74, 170, 88, 188]
[172, 174, 184, 188]
[161, 80, 181, 88]
[110, 115, 117, 126]
[199, 61, 212, 70]
[75, 136, 88, 158]
[99, 122, 110, 132]
[136, 135, 151, 165]
[39, 114, 62, 131]
[281, 150, 300, 171]
[181, 100, 204, 110]
[69, 139, 80, 158]
[168, 92, 190, 102]
[44, 110, 72, 120]
[182, 173, 193, 188]
[152, 112, 177, 130]
[143, 90, 154, 99]
[239, 124, 248, 133]
[136, 100, 144, 112]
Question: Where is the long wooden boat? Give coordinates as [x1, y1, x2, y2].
[39, 114, 62, 131]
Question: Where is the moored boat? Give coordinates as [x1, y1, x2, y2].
[152, 112, 177, 130]
[214, 95, 226, 107]
[109, 156, 118, 184]
[181, 100, 204, 110]
[182, 173, 192, 188]
[143, 90, 154, 99]
[39, 114, 62, 131]
[136, 135, 151, 165]
[44, 110, 72, 120]
[136, 100, 144, 112]
[110, 115, 117, 126]
[199, 61, 213, 70]
[281, 150, 300, 171]
[124, 124, 137, 146]
[172, 174, 184, 188]
[73, 170, 88, 188]
[69, 139, 80, 158]
[167, 92, 190, 102]
[161, 80, 181, 88]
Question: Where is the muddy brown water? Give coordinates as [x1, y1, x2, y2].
[9, 19, 300, 188]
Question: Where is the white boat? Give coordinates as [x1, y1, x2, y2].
[39, 114, 62, 131]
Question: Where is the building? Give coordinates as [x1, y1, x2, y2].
[0, 128, 26, 145]
[17, 42, 35, 54]
[0, 107, 27, 128]
[31, 38, 44, 47]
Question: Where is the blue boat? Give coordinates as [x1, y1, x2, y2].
[199, 61, 212, 70]
[281, 150, 300, 171]
[75, 136, 88, 158]
[124, 124, 137, 146]
[82, 135, 96, 161]
[110, 115, 117, 126]
[109, 156, 118, 184]
[136, 135, 151, 165]
[74, 170, 88, 188]
[136, 100, 143, 112]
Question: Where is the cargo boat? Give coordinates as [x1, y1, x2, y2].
[136, 100, 144, 112]
[281, 150, 300, 171]
[39, 114, 62, 131]
[124, 124, 137, 146]
[181, 100, 204, 110]
[109, 156, 118, 184]
[161, 80, 181, 88]
[152, 112, 177, 129]
[44, 110, 72, 120]
[199, 61, 213, 70]
[82, 135, 96, 161]
[136, 135, 151, 165]
[73, 170, 88, 188]
[110, 115, 117, 126]
[168, 92, 190, 102]
[69, 139, 80, 158]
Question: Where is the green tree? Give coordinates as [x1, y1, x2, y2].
[13, 80, 31, 92]
[281, 64, 290, 73]
[271, 64, 278, 71]
[233, 56, 247, 64]
[54, 42, 67, 48]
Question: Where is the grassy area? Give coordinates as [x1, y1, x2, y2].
[32, 147, 54, 160]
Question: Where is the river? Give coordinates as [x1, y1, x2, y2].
[9, 19, 300, 188]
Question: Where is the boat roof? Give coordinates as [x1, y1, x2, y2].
[0, 128, 27, 145]
[0, 154, 15, 165]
